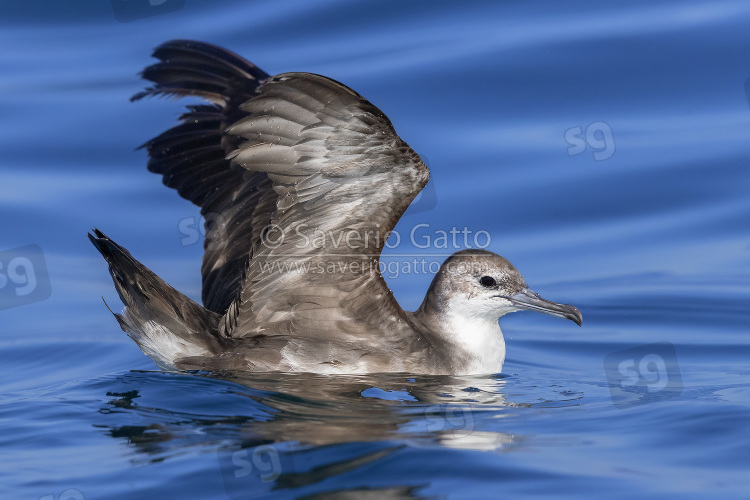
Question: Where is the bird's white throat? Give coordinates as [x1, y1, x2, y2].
[437, 299, 508, 375]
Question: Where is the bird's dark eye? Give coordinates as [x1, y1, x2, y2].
[479, 276, 496, 288]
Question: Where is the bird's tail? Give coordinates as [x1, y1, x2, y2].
[88, 229, 224, 370]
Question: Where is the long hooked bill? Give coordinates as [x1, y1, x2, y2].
[499, 288, 582, 326]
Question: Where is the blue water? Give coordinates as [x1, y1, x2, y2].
[2, 1, 750, 498]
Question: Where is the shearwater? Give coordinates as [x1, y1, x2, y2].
[89, 40, 582, 375]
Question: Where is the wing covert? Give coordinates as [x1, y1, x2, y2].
[221, 73, 430, 346]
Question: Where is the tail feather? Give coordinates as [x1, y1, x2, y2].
[88, 229, 225, 369]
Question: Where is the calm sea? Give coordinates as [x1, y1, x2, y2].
[2, 1, 750, 498]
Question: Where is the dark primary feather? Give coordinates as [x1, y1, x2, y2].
[131, 39, 269, 103]
[132, 39, 275, 315]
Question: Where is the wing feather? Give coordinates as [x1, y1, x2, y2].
[133, 40, 275, 315]
[219, 73, 430, 358]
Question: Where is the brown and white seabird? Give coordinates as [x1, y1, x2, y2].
[89, 40, 581, 375]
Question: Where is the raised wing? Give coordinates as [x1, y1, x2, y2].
[134, 41, 432, 367]
[221, 73, 430, 351]
[132, 40, 276, 314]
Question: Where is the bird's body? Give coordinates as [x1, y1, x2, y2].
[90, 40, 581, 376]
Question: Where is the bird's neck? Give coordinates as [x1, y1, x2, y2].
[415, 295, 506, 375]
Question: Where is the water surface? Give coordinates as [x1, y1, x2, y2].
[2, 1, 750, 498]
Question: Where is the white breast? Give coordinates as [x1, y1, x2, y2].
[440, 308, 506, 375]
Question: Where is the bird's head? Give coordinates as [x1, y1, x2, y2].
[421, 249, 582, 326]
